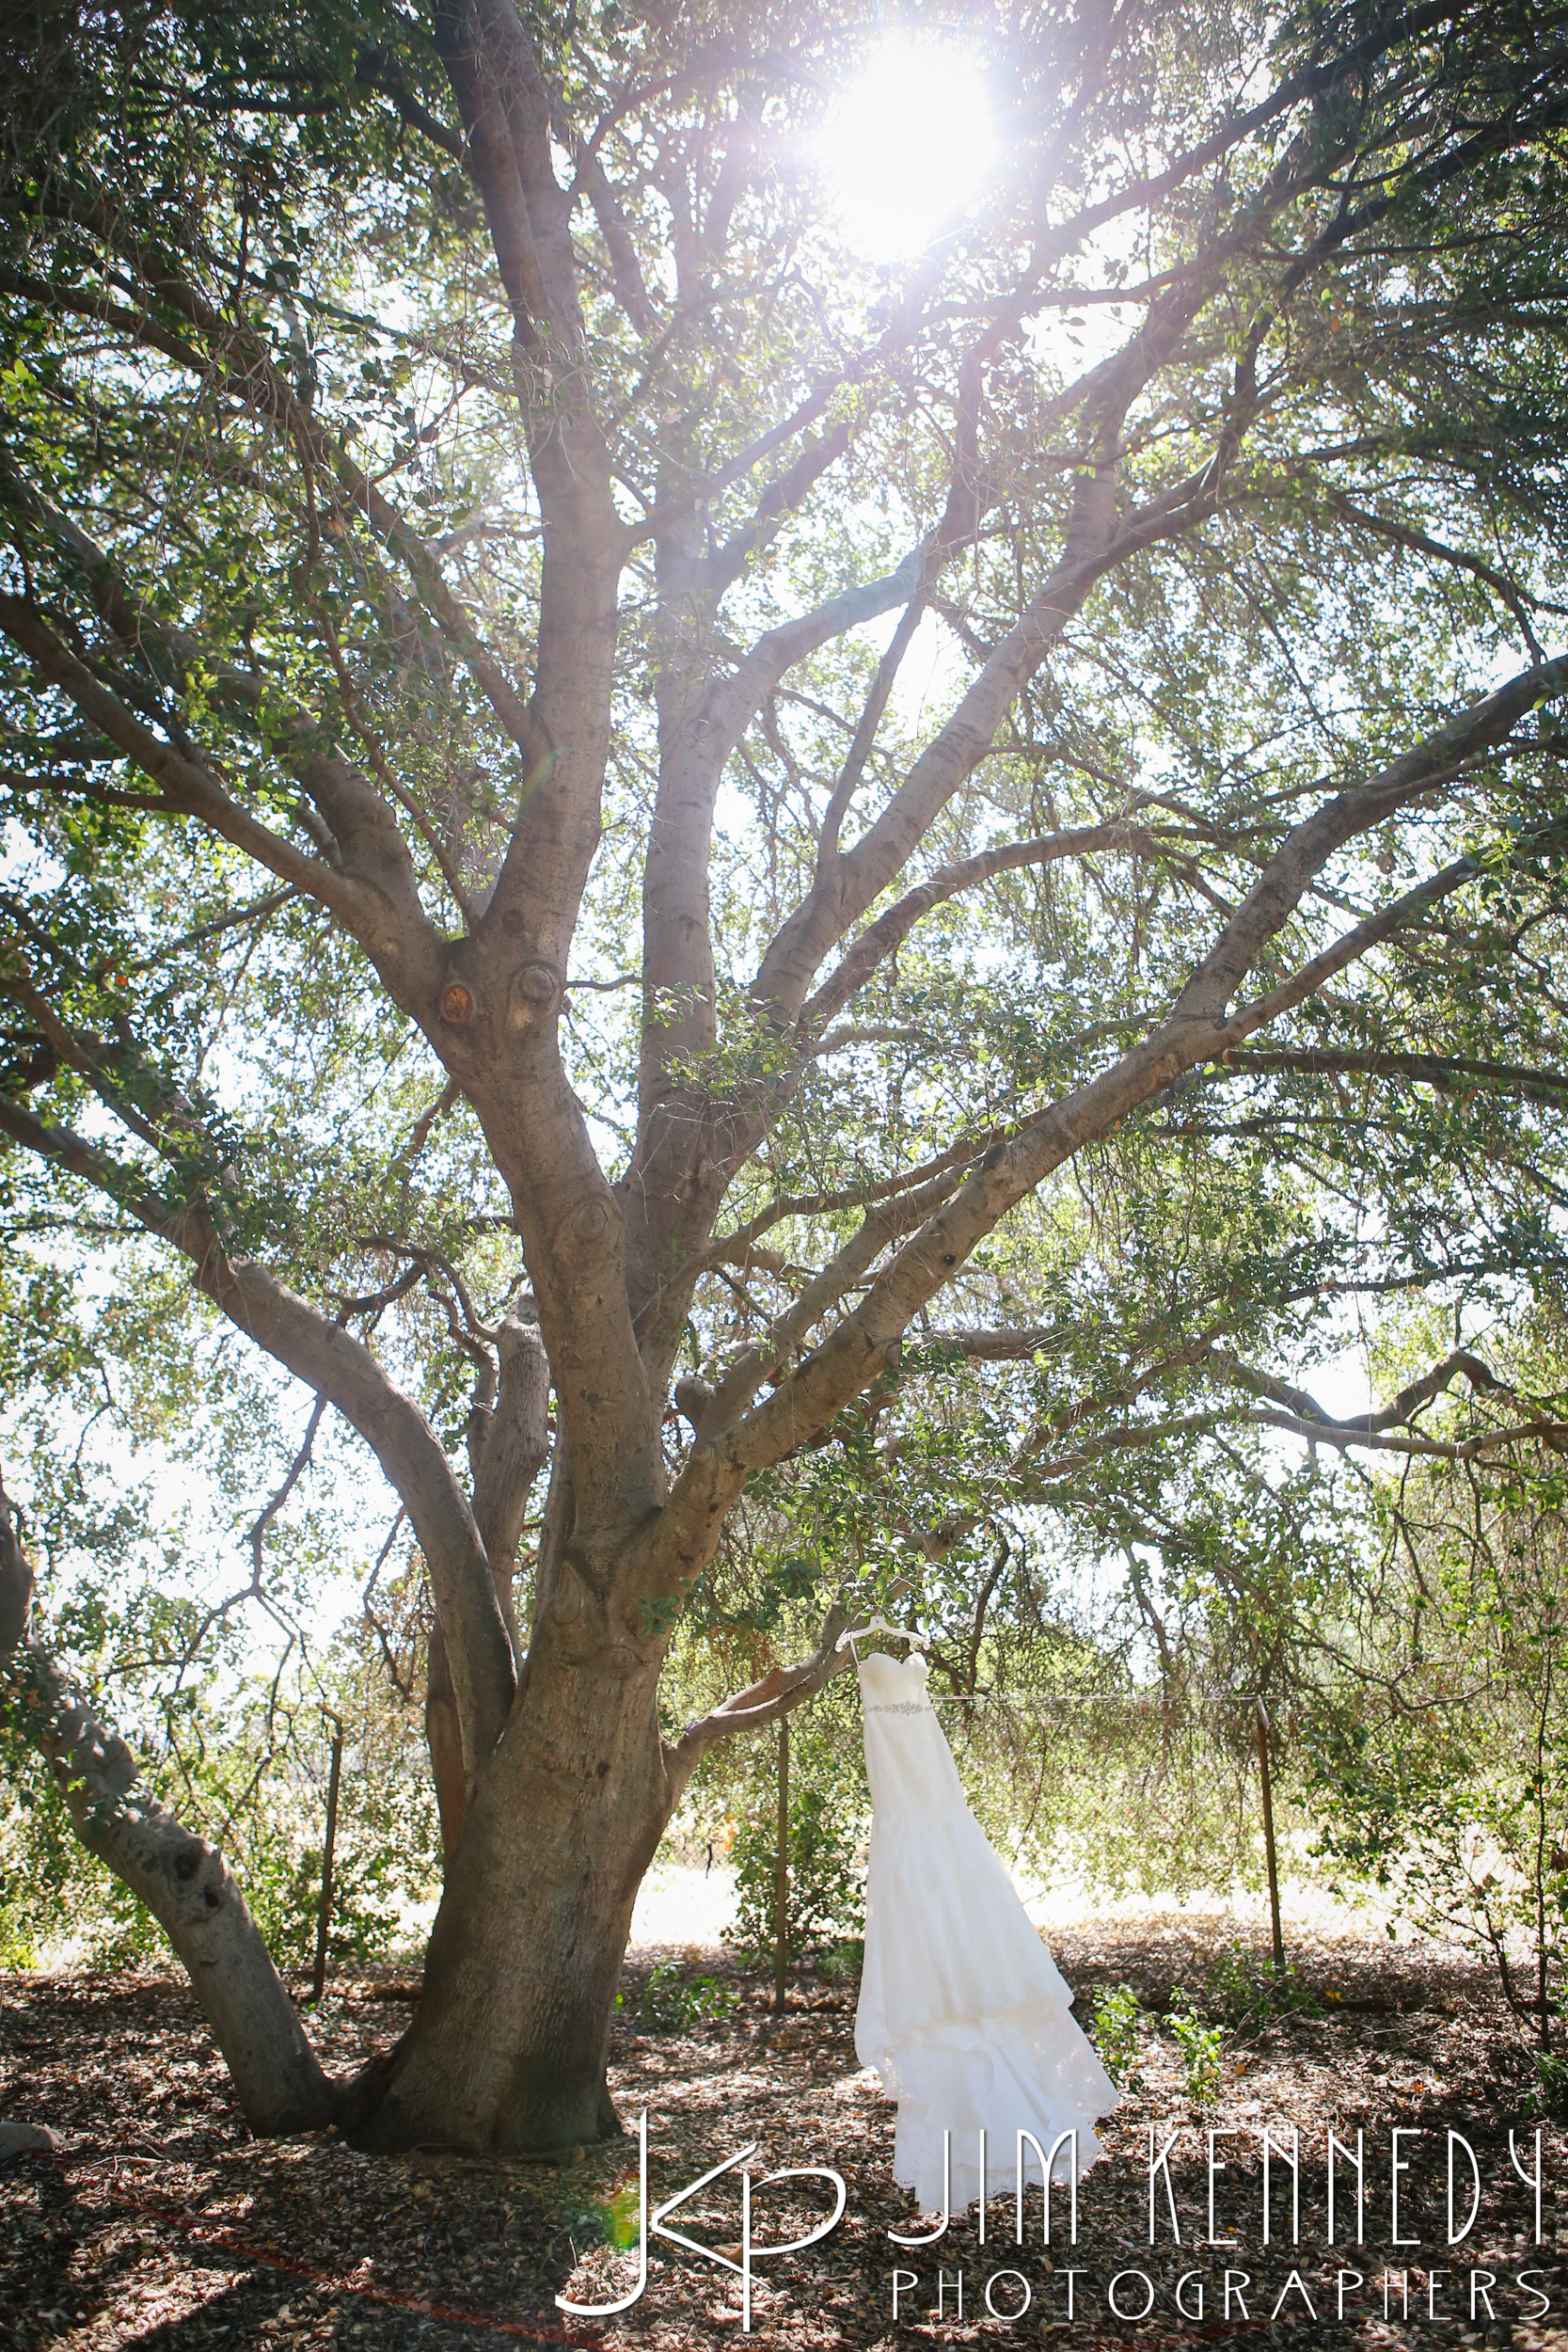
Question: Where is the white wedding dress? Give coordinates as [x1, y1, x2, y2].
[853, 1647, 1119, 2213]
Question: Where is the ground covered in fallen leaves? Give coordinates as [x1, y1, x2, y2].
[4, 1920, 1568, 2351]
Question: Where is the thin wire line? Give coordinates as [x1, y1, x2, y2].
[925, 1688, 1454, 1714]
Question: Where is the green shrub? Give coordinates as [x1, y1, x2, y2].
[1165, 1989, 1225, 2107]
[639, 1959, 736, 2030]
[1204, 1939, 1321, 2028]
[1091, 1982, 1146, 2089]
[818, 1935, 864, 1984]
[723, 1705, 866, 1966]
[1528, 2047, 1568, 2122]
[729, 1777, 863, 1963]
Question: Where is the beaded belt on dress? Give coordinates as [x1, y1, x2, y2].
[865, 1701, 930, 1713]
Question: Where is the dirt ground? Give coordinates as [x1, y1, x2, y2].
[3, 1918, 1566, 2352]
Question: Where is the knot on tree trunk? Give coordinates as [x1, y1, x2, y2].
[562, 1190, 616, 1249]
[167, 1836, 230, 1916]
[506, 960, 561, 1028]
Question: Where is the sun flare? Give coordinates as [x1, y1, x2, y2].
[818, 34, 994, 262]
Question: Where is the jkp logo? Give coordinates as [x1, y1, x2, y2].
[556, 2110, 847, 2332]
[555, 2114, 1084, 2332]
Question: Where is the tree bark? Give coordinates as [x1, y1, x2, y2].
[355, 1604, 668, 2154]
[310, 1713, 345, 2006]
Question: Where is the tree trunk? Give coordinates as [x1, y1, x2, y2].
[6, 1640, 338, 2133]
[355, 1605, 668, 2155]
[2, 1470, 335, 2133]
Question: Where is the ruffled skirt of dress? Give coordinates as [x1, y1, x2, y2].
[854, 1799, 1119, 2214]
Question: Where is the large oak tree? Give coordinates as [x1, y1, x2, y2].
[6, 0, 1568, 2152]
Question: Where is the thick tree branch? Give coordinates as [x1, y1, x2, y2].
[690, 1161, 969, 1445]
[3, 215, 554, 779]
[4, 1635, 341, 2130]
[664, 1599, 854, 1800]
[356, 47, 468, 162]
[1205, 1343, 1521, 1437]
[745, 429, 1180, 1028]
[1240, 1407, 1568, 1461]
[572, 159, 658, 336]
[1210, 1045, 1568, 1110]
[0, 1462, 30, 1659]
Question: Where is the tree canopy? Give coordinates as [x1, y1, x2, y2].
[5, 0, 1568, 2151]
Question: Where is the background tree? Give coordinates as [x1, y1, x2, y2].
[6, 0, 1568, 2153]
[1303, 1412, 1568, 2066]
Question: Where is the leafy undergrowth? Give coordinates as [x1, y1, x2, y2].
[2, 1921, 1567, 2349]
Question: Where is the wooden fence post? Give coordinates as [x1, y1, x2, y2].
[773, 1715, 789, 2015]
[1255, 1696, 1286, 1975]
[310, 1711, 344, 2005]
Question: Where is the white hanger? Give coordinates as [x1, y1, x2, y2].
[836, 1612, 931, 1654]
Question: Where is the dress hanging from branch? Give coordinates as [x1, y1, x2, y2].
[852, 1645, 1120, 2213]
